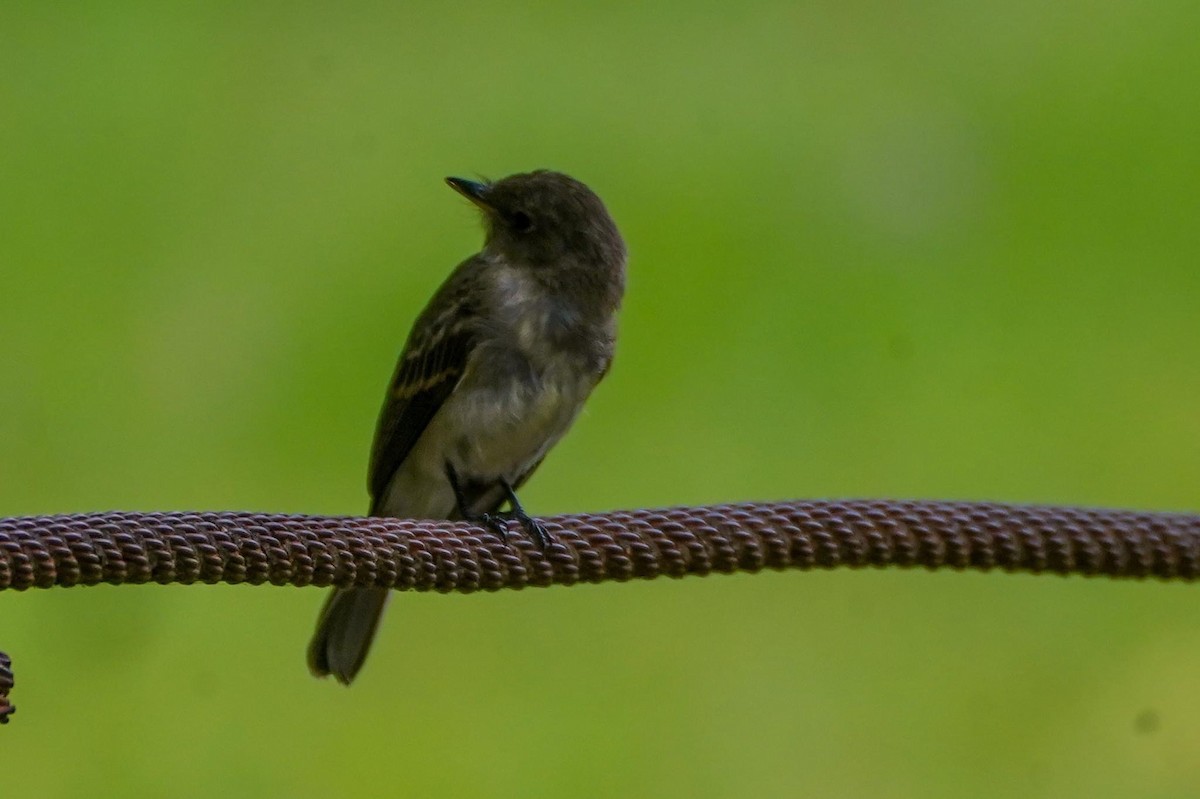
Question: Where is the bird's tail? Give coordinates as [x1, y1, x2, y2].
[307, 587, 390, 685]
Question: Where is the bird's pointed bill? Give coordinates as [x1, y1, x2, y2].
[445, 177, 492, 209]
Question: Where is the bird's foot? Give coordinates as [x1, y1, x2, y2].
[467, 512, 511, 543]
[513, 512, 552, 550]
[469, 511, 551, 550]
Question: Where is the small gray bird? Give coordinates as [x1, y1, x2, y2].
[307, 170, 627, 684]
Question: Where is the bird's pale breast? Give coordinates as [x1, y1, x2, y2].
[375, 264, 604, 518]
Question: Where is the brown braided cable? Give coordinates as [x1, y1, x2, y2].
[2, 499, 1199, 591]
[1, 498, 1199, 723]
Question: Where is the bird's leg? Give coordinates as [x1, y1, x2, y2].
[444, 462, 509, 542]
[498, 478, 552, 550]
[444, 464, 552, 549]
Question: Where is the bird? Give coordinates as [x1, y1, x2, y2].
[307, 170, 627, 684]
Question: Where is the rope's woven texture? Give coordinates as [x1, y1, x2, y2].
[2, 500, 1198, 592]
[2, 499, 1197, 724]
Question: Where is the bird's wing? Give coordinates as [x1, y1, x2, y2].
[367, 269, 481, 514]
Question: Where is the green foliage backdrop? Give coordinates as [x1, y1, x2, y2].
[2, 3, 1199, 796]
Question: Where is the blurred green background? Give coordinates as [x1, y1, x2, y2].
[3, 2, 1199, 796]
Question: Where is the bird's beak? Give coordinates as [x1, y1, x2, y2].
[445, 177, 493, 210]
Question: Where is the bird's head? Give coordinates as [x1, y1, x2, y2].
[446, 170, 626, 277]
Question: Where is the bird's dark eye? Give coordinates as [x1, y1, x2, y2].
[509, 210, 535, 233]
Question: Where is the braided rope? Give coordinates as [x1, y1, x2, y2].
[2, 498, 1198, 723]
[2, 500, 1198, 591]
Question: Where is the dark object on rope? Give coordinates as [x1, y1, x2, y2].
[1, 500, 1198, 592]
[0, 651, 13, 724]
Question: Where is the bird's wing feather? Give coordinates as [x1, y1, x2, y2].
[367, 322, 473, 513]
[367, 263, 485, 513]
